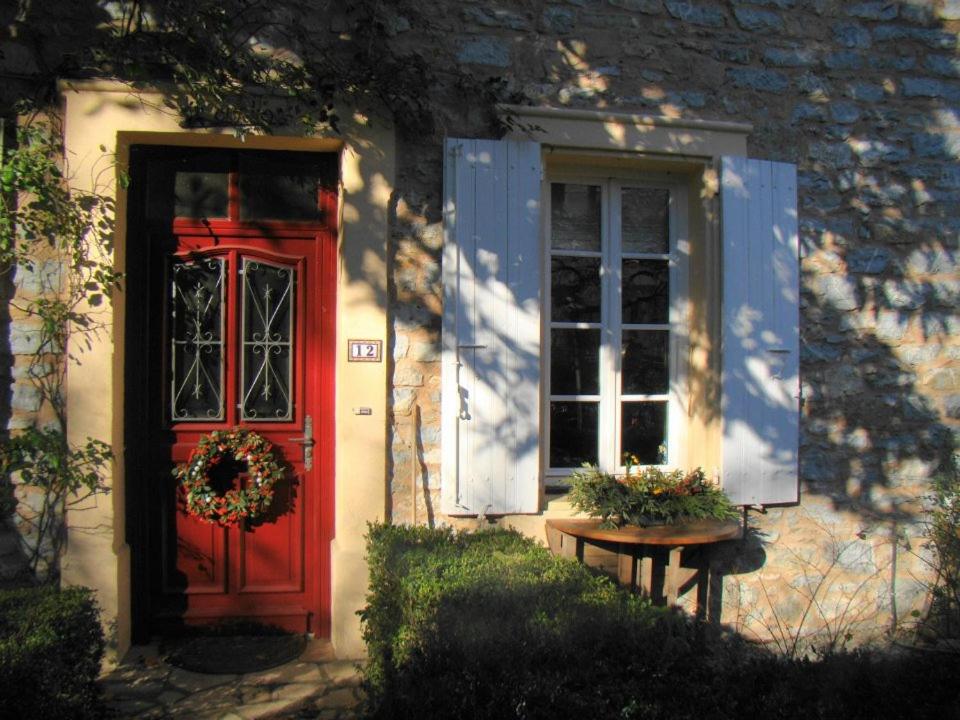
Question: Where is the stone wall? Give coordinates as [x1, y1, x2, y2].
[383, 0, 960, 645]
[0, 254, 65, 585]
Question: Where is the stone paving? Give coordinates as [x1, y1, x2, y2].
[100, 639, 363, 719]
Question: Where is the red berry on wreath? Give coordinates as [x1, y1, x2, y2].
[172, 428, 283, 527]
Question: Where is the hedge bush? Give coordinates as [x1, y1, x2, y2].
[0, 585, 105, 720]
[360, 524, 691, 719]
[360, 523, 960, 720]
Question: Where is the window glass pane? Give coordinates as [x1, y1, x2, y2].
[551, 183, 601, 251]
[174, 171, 229, 218]
[622, 188, 669, 254]
[622, 259, 669, 324]
[550, 401, 598, 467]
[239, 152, 329, 220]
[552, 256, 601, 322]
[551, 329, 600, 395]
[241, 259, 295, 421]
[170, 257, 225, 421]
[621, 402, 667, 465]
[622, 330, 669, 394]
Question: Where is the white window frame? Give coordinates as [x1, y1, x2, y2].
[543, 170, 689, 484]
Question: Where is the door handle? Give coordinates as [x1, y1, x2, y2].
[287, 415, 315, 470]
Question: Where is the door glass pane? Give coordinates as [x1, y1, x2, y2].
[551, 329, 600, 395]
[622, 188, 669, 254]
[241, 259, 295, 421]
[170, 257, 225, 421]
[622, 330, 669, 394]
[622, 259, 669, 324]
[142, 149, 231, 221]
[621, 402, 667, 465]
[239, 152, 329, 220]
[551, 256, 601, 322]
[551, 183, 601, 251]
[550, 401, 598, 468]
[174, 171, 229, 219]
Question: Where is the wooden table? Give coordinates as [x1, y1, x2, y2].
[545, 517, 742, 616]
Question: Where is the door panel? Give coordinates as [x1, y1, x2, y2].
[239, 482, 304, 593]
[163, 240, 318, 631]
[165, 492, 228, 595]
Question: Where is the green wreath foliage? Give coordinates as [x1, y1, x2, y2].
[174, 428, 283, 526]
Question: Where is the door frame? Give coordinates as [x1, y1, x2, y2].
[123, 145, 338, 640]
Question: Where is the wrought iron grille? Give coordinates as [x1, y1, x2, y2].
[170, 257, 226, 421]
[240, 259, 295, 421]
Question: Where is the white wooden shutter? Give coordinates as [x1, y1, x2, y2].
[720, 157, 800, 506]
[441, 138, 542, 516]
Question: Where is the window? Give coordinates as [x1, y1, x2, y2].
[545, 175, 688, 481]
[441, 136, 799, 516]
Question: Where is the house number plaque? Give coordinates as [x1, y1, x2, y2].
[348, 339, 382, 362]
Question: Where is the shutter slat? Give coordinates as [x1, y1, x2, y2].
[721, 157, 799, 506]
[506, 141, 542, 513]
[441, 138, 542, 515]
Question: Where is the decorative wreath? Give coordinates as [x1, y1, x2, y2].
[174, 428, 283, 526]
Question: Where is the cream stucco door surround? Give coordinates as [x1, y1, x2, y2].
[59, 80, 392, 659]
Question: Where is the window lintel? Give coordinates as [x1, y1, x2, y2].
[500, 103, 750, 159]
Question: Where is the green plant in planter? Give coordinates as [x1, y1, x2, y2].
[568, 455, 740, 529]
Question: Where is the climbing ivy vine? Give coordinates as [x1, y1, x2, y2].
[0, 122, 120, 581]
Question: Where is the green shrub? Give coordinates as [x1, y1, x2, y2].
[360, 523, 689, 719]
[0, 586, 105, 720]
[925, 455, 960, 638]
[360, 523, 960, 720]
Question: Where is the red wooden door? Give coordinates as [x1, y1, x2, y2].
[136, 149, 336, 635]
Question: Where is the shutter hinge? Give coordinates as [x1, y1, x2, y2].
[449, 143, 463, 159]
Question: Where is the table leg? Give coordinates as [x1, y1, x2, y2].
[695, 549, 709, 620]
[665, 546, 684, 606]
[617, 543, 636, 589]
[638, 548, 653, 599]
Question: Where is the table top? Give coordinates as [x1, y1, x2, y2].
[546, 517, 743, 546]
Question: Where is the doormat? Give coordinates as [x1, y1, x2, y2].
[161, 627, 307, 675]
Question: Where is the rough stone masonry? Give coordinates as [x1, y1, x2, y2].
[383, 0, 960, 644]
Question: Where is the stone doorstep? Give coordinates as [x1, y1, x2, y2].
[168, 667, 241, 693]
[299, 638, 337, 663]
[108, 698, 157, 715]
[314, 686, 362, 710]
[102, 678, 168, 699]
[244, 661, 325, 686]
[231, 683, 325, 720]
[101, 639, 363, 719]
[320, 660, 363, 687]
